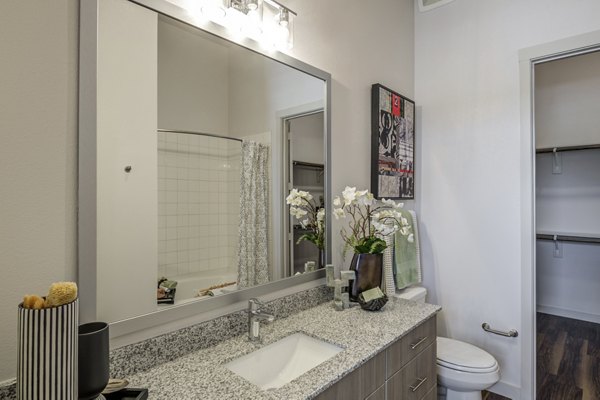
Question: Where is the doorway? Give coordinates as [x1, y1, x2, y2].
[521, 32, 600, 400]
[533, 50, 600, 400]
[282, 110, 325, 277]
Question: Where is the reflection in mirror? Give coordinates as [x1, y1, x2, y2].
[153, 15, 326, 310]
[80, 0, 330, 327]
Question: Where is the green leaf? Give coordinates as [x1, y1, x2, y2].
[353, 237, 387, 254]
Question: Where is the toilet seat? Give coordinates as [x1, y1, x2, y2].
[436, 337, 498, 374]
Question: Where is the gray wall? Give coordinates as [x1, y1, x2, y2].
[0, 0, 79, 383]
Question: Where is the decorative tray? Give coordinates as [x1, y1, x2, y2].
[104, 389, 149, 400]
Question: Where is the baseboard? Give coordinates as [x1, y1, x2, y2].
[488, 380, 521, 399]
[537, 304, 600, 324]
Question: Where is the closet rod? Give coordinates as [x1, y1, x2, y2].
[536, 144, 600, 154]
[157, 129, 243, 143]
[536, 233, 600, 244]
[293, 161, 324, 169]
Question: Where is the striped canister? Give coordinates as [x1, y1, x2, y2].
[17, 299, 79, 400]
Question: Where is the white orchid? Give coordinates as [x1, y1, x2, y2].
[317, 208, 325, 221]
[333, 208, 346, 220]
[334, 188, 411, 255]
[287, 188, 325, 251]
[291, 207, 308, 219]
[381, 198, 394, 207]
[299, 190, 313, 201]
[342, 186, 357, 206]
[286, 188, 314, 207]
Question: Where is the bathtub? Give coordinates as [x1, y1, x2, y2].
[167, 270, 239, 305]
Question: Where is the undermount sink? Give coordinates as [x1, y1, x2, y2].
[225, 332, 343, 390]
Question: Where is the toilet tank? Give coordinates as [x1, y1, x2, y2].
[392, 286, 427, 303]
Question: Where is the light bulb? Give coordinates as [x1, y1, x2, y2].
[243, 9, 263, 38]
[201, 0, 227, 22]
[247, 0, 258, 10]
[278, 8, 289, 27]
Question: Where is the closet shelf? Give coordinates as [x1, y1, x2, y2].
[536, 144, 600, 154]
[293, 161, 324, 169]
[536, 232, 600, 244]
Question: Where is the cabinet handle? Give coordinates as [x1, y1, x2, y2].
[409, 377, 428, 392]
[410, 336, 428, 350]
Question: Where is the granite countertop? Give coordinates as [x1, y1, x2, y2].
[126, 298, 441, 399]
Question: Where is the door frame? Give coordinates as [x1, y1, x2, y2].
[272, 101, 326, 281]
[283, 109, 326, 277]
[519, 30, 600, 400]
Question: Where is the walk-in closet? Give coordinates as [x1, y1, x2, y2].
[535, 50, 600, 400]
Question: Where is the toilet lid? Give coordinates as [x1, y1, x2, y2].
[436, 337, 498, 373]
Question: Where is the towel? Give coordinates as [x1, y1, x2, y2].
[393, 209, 422, 289]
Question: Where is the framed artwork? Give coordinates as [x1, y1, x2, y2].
[371, 83, 415, 199]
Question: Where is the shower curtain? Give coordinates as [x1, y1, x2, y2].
[238, 141, 270, 288]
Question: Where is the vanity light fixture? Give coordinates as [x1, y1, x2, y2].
[278, 7, 289, 27]
[189, 0, 295, 50]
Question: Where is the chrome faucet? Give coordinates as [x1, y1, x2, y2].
[248, 298, 275, 341]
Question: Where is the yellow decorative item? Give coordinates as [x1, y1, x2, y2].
[23, 295, 45, 309]
[44, 282, 78, 307]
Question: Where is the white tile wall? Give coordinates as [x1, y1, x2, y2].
[157, 132, 240, 279]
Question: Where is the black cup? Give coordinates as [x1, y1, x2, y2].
[78, 322, 109, 400]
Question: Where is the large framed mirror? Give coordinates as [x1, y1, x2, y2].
[79, 0, 331, 337]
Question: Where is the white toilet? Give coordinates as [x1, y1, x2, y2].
[390, 286, 500, 400]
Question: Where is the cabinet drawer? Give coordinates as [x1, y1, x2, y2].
[313, 351, 385, 400]
[421, 385, 437, 400]
[365, 384, 385, 400]
[386, 342, 436, 400]
[386, 316, 436, 378]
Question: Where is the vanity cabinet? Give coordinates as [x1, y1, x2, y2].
[314, 316, 436, 400]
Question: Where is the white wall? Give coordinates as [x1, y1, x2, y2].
[158, 16, 230, 135]
[291, 112, 325, 165]
[535, 51, 600, 149]
[228, 50, 324, 138]
[95, 0, 158, 323]
[536, 152, 600, 323]
[537, 151, 600, 235]
[0, 0, 79, 383]
[285, 0, 416, 263]
[415, 1, 600, 397]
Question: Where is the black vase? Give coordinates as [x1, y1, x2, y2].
[349, 253, 383, 301]
[78, 322, 110, 400]
[318, 247, 325, 269]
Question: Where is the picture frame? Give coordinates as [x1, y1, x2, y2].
[371, 84, 415, 200]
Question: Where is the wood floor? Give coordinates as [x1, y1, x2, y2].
[537, 312, 600, 400]
[483, 390, 511, 400]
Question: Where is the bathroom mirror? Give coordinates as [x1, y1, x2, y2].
[79, 0, 331, 330]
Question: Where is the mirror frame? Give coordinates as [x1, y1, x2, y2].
[79, 0, 331, 339]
